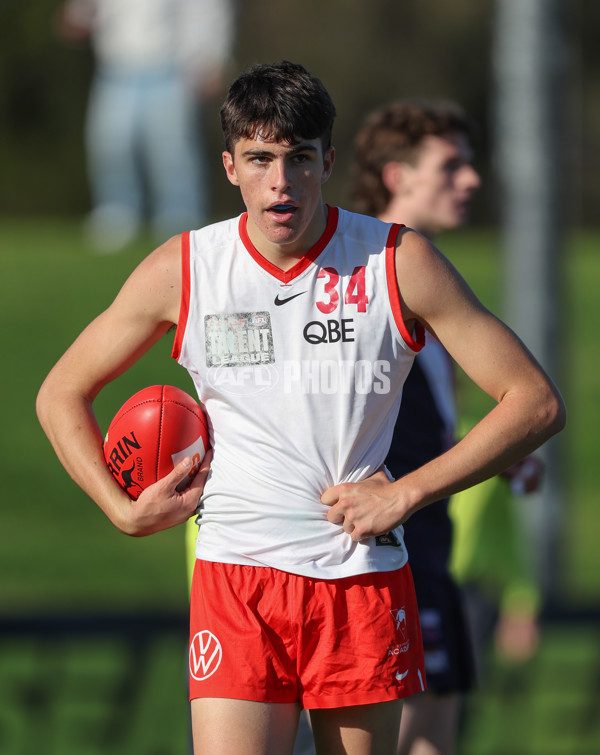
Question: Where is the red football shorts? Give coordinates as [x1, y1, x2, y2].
[189, 560, 426, 708]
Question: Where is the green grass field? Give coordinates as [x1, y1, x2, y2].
[1, 218, 599, 753]
[0, 619, 191, 755]
[1, 618, 597, 755]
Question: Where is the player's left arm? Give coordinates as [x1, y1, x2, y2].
[323, 230, 566, 541]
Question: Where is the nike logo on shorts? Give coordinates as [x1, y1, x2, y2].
[274, 291, 306, 306]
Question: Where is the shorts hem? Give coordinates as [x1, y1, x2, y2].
[302, 686, 420, 710]
[189, 688, 297, 704]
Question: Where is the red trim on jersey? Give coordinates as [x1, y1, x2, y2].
[171, 231, 191, 361]
[239, 205, 339, 284]
[386, 224, 425, 353]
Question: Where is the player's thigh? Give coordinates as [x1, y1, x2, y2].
[310, 699, 403, 755]
[191, 697, 300, 755]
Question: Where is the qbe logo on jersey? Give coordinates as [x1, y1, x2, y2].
[189, 630, 223, 681]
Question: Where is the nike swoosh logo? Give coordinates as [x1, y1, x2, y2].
[396, 670, 409, 682]
[274, 291, 307, 306]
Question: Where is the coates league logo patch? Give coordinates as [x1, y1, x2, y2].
[204, 312, 274, 368]
[189, 631, 223, 681]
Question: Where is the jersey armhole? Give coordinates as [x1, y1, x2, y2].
[171, 231, 191, 361]
[385, 224, 425, 353]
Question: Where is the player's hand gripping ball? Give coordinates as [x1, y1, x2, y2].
[103, 385, 210, 500]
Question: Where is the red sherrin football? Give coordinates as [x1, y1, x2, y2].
[103, 385, 210, 500]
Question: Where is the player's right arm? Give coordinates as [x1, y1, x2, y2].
[392, 230, 566, 504]
[36, 235, 205, 536]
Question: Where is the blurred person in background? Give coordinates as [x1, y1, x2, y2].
[55, 0, 236, 252]
[449, 455, 543, 673]
[349, 100, 543, 755]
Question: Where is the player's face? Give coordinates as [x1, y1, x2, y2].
[399, 132, 480, 236]
[223, 134, 335, 259]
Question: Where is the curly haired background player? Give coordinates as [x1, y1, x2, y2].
[37, 61, 565, 755]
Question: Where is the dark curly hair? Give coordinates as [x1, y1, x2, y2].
[220, 61, 336, 154]
[349, 100, 475, 217]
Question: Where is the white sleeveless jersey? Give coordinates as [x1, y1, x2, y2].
[173, 206, 424, 578]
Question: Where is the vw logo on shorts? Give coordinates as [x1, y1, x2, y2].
[189, 630, 223, 681]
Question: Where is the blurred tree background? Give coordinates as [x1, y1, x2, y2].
[0, 0, 596, 227]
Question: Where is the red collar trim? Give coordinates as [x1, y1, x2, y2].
[238, 206, 339, 284]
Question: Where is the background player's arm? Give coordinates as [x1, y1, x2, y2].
[36, 235, 204, 536]
[323, 230, 565, 540]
